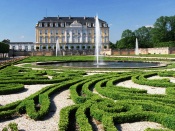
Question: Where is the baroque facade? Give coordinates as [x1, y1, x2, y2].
[8, 42, 34, 51]
[35, 16, 109, 50]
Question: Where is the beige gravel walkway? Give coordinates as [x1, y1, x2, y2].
[0, 84, 51, 106]
[0, 89, 74, 131]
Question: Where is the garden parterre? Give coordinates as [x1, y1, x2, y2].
[0, 57, 175, 131]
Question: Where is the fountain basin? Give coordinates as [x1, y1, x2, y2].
[36, 61, 166, 69]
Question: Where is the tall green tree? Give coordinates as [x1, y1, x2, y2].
[151, 16, 175, 44]
[134, 26, 153, 48]
[0, 42, 9, 58]
[116, 36, 136, 49]
[109, 41, 116, 49]
[121, 29, 135, 38]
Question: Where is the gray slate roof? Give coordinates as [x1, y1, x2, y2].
[38, 16, 107, 24]
[9, 42, 34, 44]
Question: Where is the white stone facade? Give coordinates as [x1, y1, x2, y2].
[8, 42, 34, 51]
[35, 16, 109, 51]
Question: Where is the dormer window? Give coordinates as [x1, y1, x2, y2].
[103, 23, 107, 27]
[55, 23, 58, 27]
[44, 23, 48, 27]
[50, 23, 53, 27]
[61, 23, 64, 27]
[88, 23, 91, 27]
[39, 23, 42, 27]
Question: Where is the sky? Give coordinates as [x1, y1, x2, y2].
[0, 0, 175, 43]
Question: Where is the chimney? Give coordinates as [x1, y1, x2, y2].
[57, 15, 59, 19]
[69, 15, 71, 19]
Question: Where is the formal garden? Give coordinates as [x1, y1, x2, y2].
[1, 55, 175, 131]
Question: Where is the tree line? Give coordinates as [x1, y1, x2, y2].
[0, 40, 10, 58]
[110, 15, 175, 49]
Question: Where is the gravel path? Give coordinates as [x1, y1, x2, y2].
[116, 121, 165, 131]
[0, 84, 51, 106]
[0, 89, 74, 131]
[116, 79, 165, 94]
[0, 73, 172, 130]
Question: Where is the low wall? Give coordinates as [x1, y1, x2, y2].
[112, 49, 135, 55]
[112, 47, 175, 55]
[140, 47, 169, 54]
[8, 47, 175, 56]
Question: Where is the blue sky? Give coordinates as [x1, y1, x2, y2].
[0, 0, 175, 43]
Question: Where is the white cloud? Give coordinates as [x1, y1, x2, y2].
[145, 25, 154, 28]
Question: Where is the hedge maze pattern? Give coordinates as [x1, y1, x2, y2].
[0, 66, 175, 131]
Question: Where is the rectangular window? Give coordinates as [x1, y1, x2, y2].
[55, 30, 58, 35]
[31, 46, 34, 51]
[88, 37, 91, 43]
[67, 37, 69, 43]
[18, 45, 22, 50]
[45, 37, 48, 43]
[105, 37, 108, 43]
[72, 36, 75, 43]
[50, 30, 53, 35]
[40, 37, 42, 43]
[39, 30, 42, 35]
[83, 36, 86, 43]
[78, 37, 80, 43]
[62, 30, 65, 34]
[45, 29, 48, 35]
[51, 37, 55, 43]
[105, 29, 108, 35]
[62, 37, 65, 43]
[25, 46, 28, 51]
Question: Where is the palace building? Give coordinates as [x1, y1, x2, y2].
[35, 16, 109, 51]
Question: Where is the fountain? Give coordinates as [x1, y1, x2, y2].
[135, 38, 139, 55]
[56, 39, 61, 56]
[95, 15, 104, 66]
[37, 16, 164, 69]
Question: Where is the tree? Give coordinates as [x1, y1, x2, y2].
[116, 29, 136, 49]
[134, 26, 153, 48]
[121, 29, 135, 38]
[151, 16, 175, 44]
[116, 36, 136, 49]
[2, 39, 10, 44]
[0, 42, 9, 58]
[109, 41, 116, 49]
